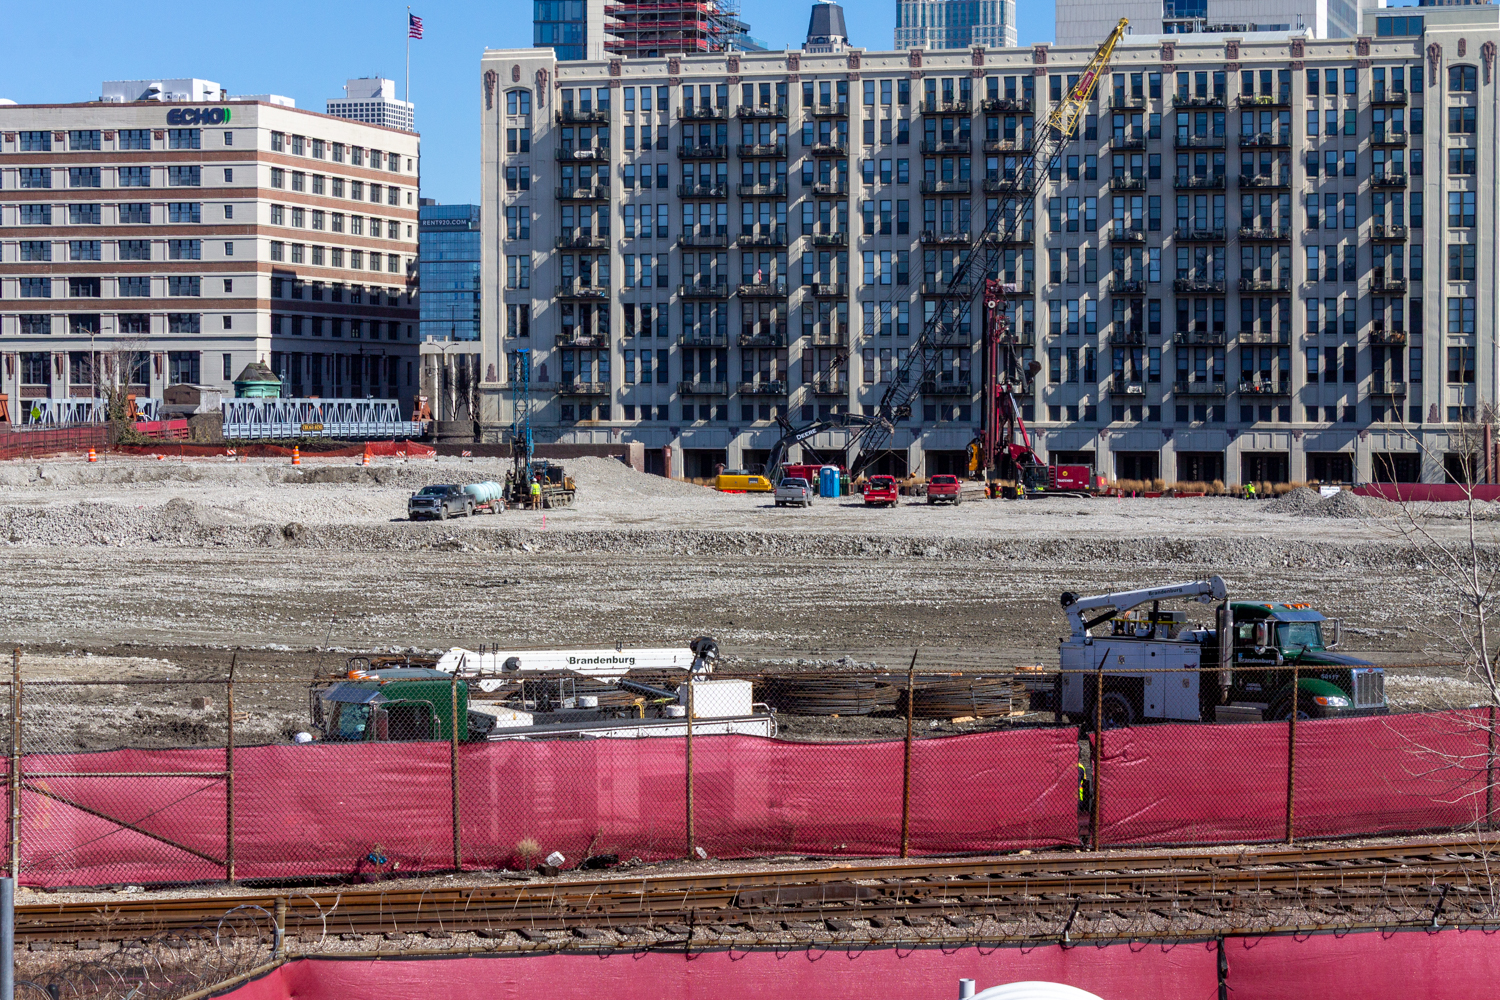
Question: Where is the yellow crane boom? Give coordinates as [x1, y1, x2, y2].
[1046, 17, 1131, 141]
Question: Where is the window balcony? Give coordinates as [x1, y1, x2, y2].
[920, 139, 972, 154]
[981, 96, 1033, 113]
[808, 102, 849, 117]
[1371, 274, 1407, 293]
[1107, 330, 1146, 346]
[812, 282, 849, 298]
[1371, 90, 1409, 106]
[811, 140, 849, 156]
[810, 323, 848, 346]
[679, 281, 730, 299]
[982, 137, 1033, 153]
[810, 230, 848, 246]
[1174, 379, 1227, 395]
[555, 230, 610, 250]
[1238, 132, 1291, 148]
[678, 380, 730, 395]
[919, 99, 971, 114]
[737, 377, 787, 392]
[1236, 93, 1291, 108]
[557, 107, 610, 124]
[1111, 135, 1149, 151]
[1372, 222, 1409, 240]
[1108, 175, 1147, 192]
[1173, 135, 1226, 150]
[1372, 173, 1408, 189]
[983, 225, 1034, 244]
[1108, 96, 1148, 111]
[920, 229, 972, 245]
[557, 381, 609, 396]
[1109, 277, 1146, 294]
[737, 180, 787, 197]
[737, 102, 789, 119]
[1175, 330, 1229, 345]
[1239, 173, 1291, 189]
[1237, 378, 1291, 396]
[920, 279, 975, 297]
[737, 141, 787, 158]
[555, 184, 610, 200]
[555, 146, 608, 161]
[737, 279, 789, 297]
[919, 380, 973, 395]
[1107, 375, 1147, 396]
[1107, 225, 1146, 243]
[677, 144, 728, 159]
[1172, 94, 1226, 108]
[1237, 275, 1291, 292]
[679, 182, 728, 198]
[555, 331, 606, 348]
[811, 180, 848, 196]
[1173, 226, 1226, 242]
[1174, 175, 1226, 190]
[1371, 131, 1408, 147]
[738, 226, 788, 247]
[1370, 377, 1409, 397]
[1369, 324, 1408, 345]
[1235, 330, 1291, 345]
[920, 179, 971, 194]
[1237, 225, 1290, 241]
[556, 281, 610, 300]
[680, 231, 730, 248]
[811, 375, 849, 394]
[1176, 277, 1224, 293]
[679, 332, 728, 348]
[677, 106, 728, 120]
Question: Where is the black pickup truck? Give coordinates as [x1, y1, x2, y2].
[407, 485, 474, 521]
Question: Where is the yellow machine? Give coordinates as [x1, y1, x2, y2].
[715, 472, 774, 493]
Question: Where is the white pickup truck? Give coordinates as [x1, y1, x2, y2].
[774, 476, 815, 507]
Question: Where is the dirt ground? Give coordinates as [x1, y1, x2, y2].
[0, 452, 1494, 752]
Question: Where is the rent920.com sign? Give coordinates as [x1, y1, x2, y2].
[166, 107, 232, 126]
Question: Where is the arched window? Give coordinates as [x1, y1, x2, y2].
[1449, 65, 1477, 93]
[506, 89, 533, 116]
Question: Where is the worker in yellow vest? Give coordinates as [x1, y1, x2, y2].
[530, 479, 542, 510]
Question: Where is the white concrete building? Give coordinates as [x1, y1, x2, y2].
[326, 78, 415, 133]
[0, 92, 422, 415]
[1056, 0, 1360, 46]
[479, 4, 1500, 484]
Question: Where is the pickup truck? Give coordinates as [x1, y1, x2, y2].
[774, 476, 815, 508]
[926, 474, 963, 505]
[408, 485, 474, 521]
[863, 475, 900, 507]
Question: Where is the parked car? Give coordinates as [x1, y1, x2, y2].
[408, 485, 474, 521]
[775, 477, 815, 508]
[927, 474, 963, 505]
[863, 475, 900, 507]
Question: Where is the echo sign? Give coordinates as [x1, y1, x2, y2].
[166, 107, 232, 126]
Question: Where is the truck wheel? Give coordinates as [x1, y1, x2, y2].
[1099, 691, 1135, 729]
[927, 497, 935, 505]
[438, 507, 448, 521]
[408, 514, 419, 522]
[955, 493, 963, 505]
[1271, 697, 1314, 721]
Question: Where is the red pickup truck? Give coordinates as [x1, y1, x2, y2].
[926, 474, 963, 505]
[863, 475, 900, 507]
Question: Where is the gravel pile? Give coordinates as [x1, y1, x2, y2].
[1264, 488, 1322, 515]
[566, 455, 710, 499]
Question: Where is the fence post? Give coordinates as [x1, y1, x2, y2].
[7, 650, 18, 881]
[226, 653, 236, 884]
[1285, 662, 1299, 845]
[450, 670, 461, 872]
[1090, 659, 1103, 851]
[684, 669, 695, 861]
[900, 649, 918, 858]
[1487, 703, 1496, 832]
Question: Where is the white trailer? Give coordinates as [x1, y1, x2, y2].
[435, 645, 702, 692]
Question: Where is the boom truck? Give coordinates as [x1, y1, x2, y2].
[1056, 577, 1387, 727]
[760, 19, 1133, 488]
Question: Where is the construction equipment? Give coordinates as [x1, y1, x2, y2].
[1055, 577, 1386, 727]
[503, 459, 576, 507]
[762, 18, 1131, 484]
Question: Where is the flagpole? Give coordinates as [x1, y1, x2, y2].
[406, 6, 411, 113]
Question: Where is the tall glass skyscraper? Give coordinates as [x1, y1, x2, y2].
[535, 0, 608, 60]
[895, 0, 1017, 49]
[418, 204, 481, 342]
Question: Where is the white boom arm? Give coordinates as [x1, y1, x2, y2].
[1059, 577, 1227, 639]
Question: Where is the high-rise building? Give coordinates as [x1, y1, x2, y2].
[419, 203, 482, 342]
[325, 78, 415, 132]
[1055, 0, 1358, 46]
[0, 86, 422, 412]
[805, 1, 852, 53]
[480, 5, 1497, 485]
[896, 0, 1017, 50]
[535, 0, 610, 61]
[603, 0, 756, 57]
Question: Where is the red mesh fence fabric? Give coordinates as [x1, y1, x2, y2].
[1097, 710, 1495, 846]
[14, 729, 1082, 888]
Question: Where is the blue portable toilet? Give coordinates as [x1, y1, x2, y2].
[819, 466, 841, 498]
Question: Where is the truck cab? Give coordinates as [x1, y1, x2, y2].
[311, 668, 471, 742]
[863, 475, 900, 507]
[1057, 582, 1386, 727]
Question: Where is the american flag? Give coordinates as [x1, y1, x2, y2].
[408, 13, 424, 38]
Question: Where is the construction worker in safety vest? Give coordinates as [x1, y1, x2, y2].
[530, 479, 542, 510]
[1245, 481, 1257, 500]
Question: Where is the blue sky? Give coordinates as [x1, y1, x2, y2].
[0, 1, 1057, 205]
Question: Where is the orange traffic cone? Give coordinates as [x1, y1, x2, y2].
[292, 445, 301, 466]
[361, 450, 371, 467]
[87, 447, 97, 463]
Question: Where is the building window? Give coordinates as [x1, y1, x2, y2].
[168, 202, 202, 223]
[168, 166, 202, 187]
[68, 130, 101, 151]
[168, 128, 201, 150]
[169, 276, 202, 296]
[68, 167, 101, 188]
[168, 350, 202, 383]
[168, 239, 202, 260]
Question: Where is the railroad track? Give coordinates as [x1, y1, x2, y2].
[17, 836, 1500, 945]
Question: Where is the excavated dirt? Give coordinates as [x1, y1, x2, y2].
[0, 452, 1494, 751]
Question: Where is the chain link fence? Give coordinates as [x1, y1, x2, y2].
[1, 655, 1496, 886]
